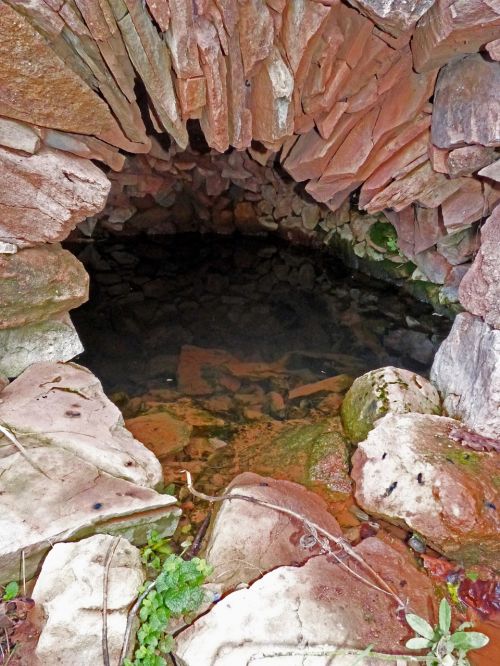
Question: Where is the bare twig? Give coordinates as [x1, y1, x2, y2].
[102, 537, 120, 666]
[21, 551, 26, 598]
[247, 645, 426, 663]
[182, 470, 405, 609]
[0, 424, 51, 479]
[3, 644, 18, 666]
[186, 511, 211, 559]
[119, 578, 157, 665]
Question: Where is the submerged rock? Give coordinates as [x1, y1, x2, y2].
[203, 472, 343, 593]
[341, 366, 441, 443]
[32, 535, 143, 666]
[176, 535, 436, 665]
[196, 418, 352, 507]
[0, 362, 180, 584]
[352, 413, 500, 567]
[126, 411, 192, 459]
[0, 314, 83, 378]
[431, 313, 500, 440]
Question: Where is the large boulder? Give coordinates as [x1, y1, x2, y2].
[0, 244, 89, 330]
[203, 472, 343, 593]
[32, 535, 143, 666]
[176, 536, 437, 665]
[431, 313, 500, 440]
[352, 413, 500, 566]
[0, 362, 180, 584]
[341, 367, 441, 443]
[459, 206, 500, 330]
[0, 314, 83, 378]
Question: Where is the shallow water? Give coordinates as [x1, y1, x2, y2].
[69, 234, 451, 395]
[67, 234, 499, 663]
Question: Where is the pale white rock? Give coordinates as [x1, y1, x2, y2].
[478, 158, 500, 183]
[341, 366, 441, 443]
[176, 538, 436, 665]
[0, 361, 163, 487]
[0, 241, 17, 253]
[0, 116, 40, 154]
[32, 535, 144, 666]
[431, 313, 500, 439]
[0, 437, 179, 585]
[351, 412, 500, 565]
[204, 473, 342, 593]
[0, 314, 84, 378]
[347, 0, 435, 36]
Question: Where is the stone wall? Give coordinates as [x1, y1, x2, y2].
[0, 0, 499, 412]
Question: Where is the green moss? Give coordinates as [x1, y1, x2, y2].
[444, 449, 482, 472]
[369, 221, 399, 253]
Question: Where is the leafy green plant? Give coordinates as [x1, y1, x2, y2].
[406, 598, 489, 666]
[2, 581, 19, 601]
[124, 554, 212, 666]
[141, 530, 173, 571]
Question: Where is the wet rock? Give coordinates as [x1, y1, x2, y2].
[204, 472, 343, 593]
[197, 418, 352, 507]
[431, 313, 500, 440]
[288, 374, 354, 400]
[176, 535, 436, 665]
[341, 367, 441, 443]
[459, 206, 500, 329]
[351, 412, 500, 566]
[0, 245, 89, 330]
[432, 54, 500, 149]
[32, 535, 143, 666]
[383, 329, 436, 366]
[125, 411, 192, 459]
[0, 314, 83, 378]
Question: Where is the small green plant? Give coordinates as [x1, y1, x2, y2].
[141, 530, 173, 571]
[369, 220, 399, 254]
[124, 554, 212, 666]
[406, 598, 489, 666]
[2, 581, 19, 601]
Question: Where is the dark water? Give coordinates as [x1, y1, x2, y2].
[68, 234, 452, 396]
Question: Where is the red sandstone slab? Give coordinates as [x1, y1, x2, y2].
[238, 0, 274, 76]
[315, 102, 348, 140]
[412, 0, 500, 72]
[164, 0, 202, 78]
[432, 53, 500, 149]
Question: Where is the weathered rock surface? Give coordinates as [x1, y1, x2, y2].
[195, 418, 352, 508]
[0, 362, 163, 486]
[0, 146, 110, 246]
[459, 206, 500, 329]
[204, 472, 343, 593]
[176, 536, 437, 665]
[352, 413, 500, 566]
[0, 362, 180, 585]
[0, 313, 83, 378]
[32, 535, 143, 666]
[341, 367, 441, 443]
[0, 244, 89, 329]
[431, 313, 500, 440]
[348, 0, 435, 36]
[432, 54, 500, 149]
